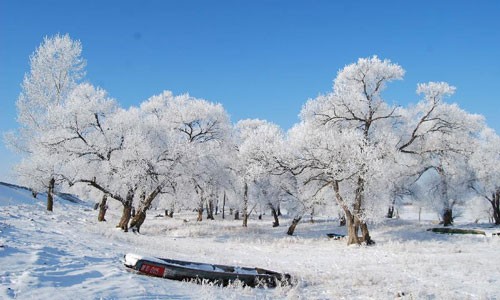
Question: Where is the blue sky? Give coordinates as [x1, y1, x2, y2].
[1, 0, 499, 183]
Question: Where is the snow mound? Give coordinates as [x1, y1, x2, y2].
[0, 182, 87, 207]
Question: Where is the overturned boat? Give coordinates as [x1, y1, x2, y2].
[124, 253, 292, 287]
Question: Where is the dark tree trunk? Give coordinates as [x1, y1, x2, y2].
[287, 216, 302, 235]
[339, 214, 346, 226]
[277, 204, 282, 216]
[386, 198, 396, 218]
[386, 205, 395, 218]
[234, 210, 239, 220]
[442, 208, 454, 227]
[222, 191, 226, 220]
[491, 191, 500, 225]
[98, 194, 108, 222]
[214, 197, 219, 215]
[310, 207, 315, 223]
[169, 202, 175, 218]
[270, 206, 279, 227]
[206, 199, 214, 220]
[47, 177, 55, 212]
[360, 222, 374, 245]
[242, 182, 249, 227]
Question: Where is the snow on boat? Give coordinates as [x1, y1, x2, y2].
[124, 253, 292, 287]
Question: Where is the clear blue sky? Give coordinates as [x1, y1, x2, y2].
[1, 0, 499, 183]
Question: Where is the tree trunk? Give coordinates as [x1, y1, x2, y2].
[339, 213, 346, 226]
[197, 207, 203, 222]
[386, 202, 395, 218]
[129, 186, 162, 232]
[345, 211, 361, 245]
[491, 191, 500, 225]
[442, 208, 453, 226]
[194, 183, 204, 222]
[118, 204, 132, 232]
[117, 190, 134, 232]
[129, 211, 146, 233]
[206, 199, 214, 220]
[169, 202, 175, 218]
[222, 191, 226, 220]
[47, 177, 55, 212]
[287, 216, 302, 235]
[242, 182, 249, 227]
[234, 210, 239, 220]
[437, 166, 453, 227]
[270, 206, 279, 227]
[360, 222, 374, 244]
[98, 194, 108, 222]
[332, 179, 372, 245]
[310, 207, 315, 223]
[277, 204, 282, 216]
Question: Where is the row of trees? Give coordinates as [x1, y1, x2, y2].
[6, 34, 500, 245]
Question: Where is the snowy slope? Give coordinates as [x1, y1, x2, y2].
[0, 183, 499, 299]
[0, 182, 41, 207]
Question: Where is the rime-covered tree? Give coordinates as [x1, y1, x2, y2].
[234, 119, 285, 227]
[289, 57, 486, 244]
[295, 56, 404, 244]
[6, 34, 85, 211]
[39, 83, 125, 222]
[469, 127, 500, 224]
[399, 82, 484, 226]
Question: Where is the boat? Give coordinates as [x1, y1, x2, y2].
[124, 253, 292, 287]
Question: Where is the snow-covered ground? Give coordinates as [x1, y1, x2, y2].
[1, 183, 499, 299]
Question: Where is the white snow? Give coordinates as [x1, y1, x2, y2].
[1, 183, 499, 299]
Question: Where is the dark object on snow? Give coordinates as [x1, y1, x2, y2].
[326, 233, 346, 240]
[124, 253, 292, 287]
[427, 227, 486, 235]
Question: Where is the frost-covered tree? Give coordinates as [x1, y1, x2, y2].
[469, 127, 500, 224]
[289, 56, 487, 244]
[126, 91, 232, 229]
[399, 82, 484, 226]
[295, 56, 404, 245]
[39, 83, 125, 222]
[234, 119, 285, 227]
[6, 34, 85, 211]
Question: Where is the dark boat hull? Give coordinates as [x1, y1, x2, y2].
[124, 254, 291, 287]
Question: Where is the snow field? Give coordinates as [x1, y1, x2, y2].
[0, 185, 499, 299]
